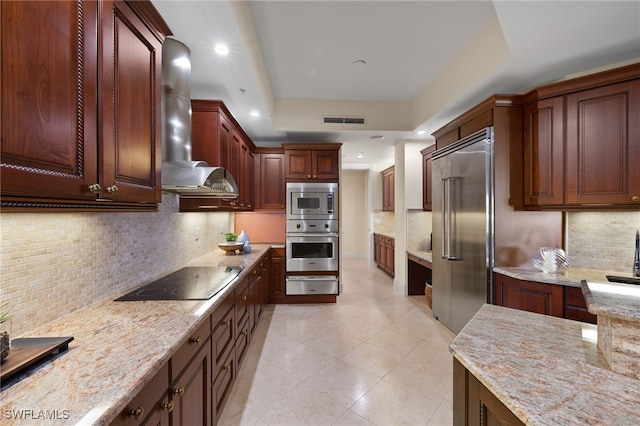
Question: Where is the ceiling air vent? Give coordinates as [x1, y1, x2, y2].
[323, 116, 365, 125]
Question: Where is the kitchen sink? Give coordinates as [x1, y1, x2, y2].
[605, 275, 640, 286]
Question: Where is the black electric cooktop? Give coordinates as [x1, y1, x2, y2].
[115, 266, 242, 301]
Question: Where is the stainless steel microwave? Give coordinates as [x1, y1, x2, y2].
[286, 182, 338, 220]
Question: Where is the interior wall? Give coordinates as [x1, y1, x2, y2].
[0, 195, 233, 337]
[234, 211, 285, 243]
[341, 170, 369, 258]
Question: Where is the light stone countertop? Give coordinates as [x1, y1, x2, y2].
[582, 280, 640, 322]
[0, 245, 272, 425]
[407, 249, 432, 264]
[450, 304, 640, 425]
[493, 266, 625, 288]
[373, 231, 394, 239]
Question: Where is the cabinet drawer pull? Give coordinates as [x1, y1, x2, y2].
[190, 336, 202, 344]
[172, 386, 185, 396]
[223, 364, 231, 371]
[106, 185, 119, 194]
[88, 183, 101, 194]
[222, 320, 231, 326]
[632, 195, 640, 202]
[161, 400, 174, 413]
[243, 295, 247, 301]
[313, 175, 317, 179]
[128, 406, 144, 419]
[240, 330, 248, 336]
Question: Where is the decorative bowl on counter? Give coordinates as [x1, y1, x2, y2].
[218, 242, 244, 255]
[532, 247, 570, 274]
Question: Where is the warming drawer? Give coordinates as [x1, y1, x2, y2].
[286, 276, 339, 295]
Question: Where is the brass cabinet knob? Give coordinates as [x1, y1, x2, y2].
[222, 320, 231, 326]
[632, 195, 640, 202]
[190, 336, 202, 344]
[307, 174, 311, 178]
[106, 185, 118, 194]
[240, 330, 248, 336]
[313, 175, 317, 179]
[172, 386, 185, 396]
[88, 183, 101, 194]
[243, 295, 247, 301]
[223, 364, 231, 371]
[128, 406, 144, 419]
[161, 400, 174, 413]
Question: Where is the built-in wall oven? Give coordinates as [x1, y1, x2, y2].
[285, 182, 340, 295]
[286, 220, 339, 272]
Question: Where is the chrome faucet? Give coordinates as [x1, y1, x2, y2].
[634, 230, 640, 277]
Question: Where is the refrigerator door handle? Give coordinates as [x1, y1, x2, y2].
[448, 177, 458, 260]
[441, 178, 449, 259]
[442, 177, 458, 260]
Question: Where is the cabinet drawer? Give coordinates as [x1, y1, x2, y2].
[212, 306, 234, 364]
[171, 318, 211, 380]
[565, 286, 587, 308]
[235, 316, 251, 367]
[235, 279, 250, 331]
[111, 363, 169, 425]
[565, 306, 597, 324]
[213, 348, 235, 414]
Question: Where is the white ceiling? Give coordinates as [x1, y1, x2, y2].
[152, 0, 640, 169]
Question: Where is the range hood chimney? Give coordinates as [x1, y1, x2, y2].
[161, 38, 238, 197]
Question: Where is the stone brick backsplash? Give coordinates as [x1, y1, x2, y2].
[0, 194, 232, 337]
[566, 211, 640, 273]
[373, 211, 395, 234]
[407, 210, 432, 252]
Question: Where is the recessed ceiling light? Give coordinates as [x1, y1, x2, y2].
[352, 59, 367, 68]
[356, 152, 364, 159]
[250, 110, 260, 118]
[417, 130, 426, 135]
[370, 135, 384, 140]
[214, 43, 229, 56]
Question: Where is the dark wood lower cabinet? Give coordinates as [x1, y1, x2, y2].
[268, 247, 286, 301]
[494, 272, 597, 324]
[171, 340, 212, 426]
[374, 234, 394, 277]
[111, 253, 272, 426]
[454, 358, 524, 426]
[493, 273, 563, 317]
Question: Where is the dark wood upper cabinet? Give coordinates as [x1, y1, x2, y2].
[381, 165, 394, 211]
[187, 99, 257, 211]
[523, 96, 565, 207]
[524, 63, 640, 209]
[283, 143, 341, 182]
[421, 145, 436, 211]
[254, 149, 285, 210]
[565, 80, 640, 206]
[0, 0, 167, 211]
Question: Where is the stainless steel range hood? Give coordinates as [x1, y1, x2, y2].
[161, 38, 238, 197]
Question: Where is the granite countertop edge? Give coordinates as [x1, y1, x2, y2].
[0, 245, 274, 426]
[493, 266, 625, 288]
[449, 304, 640, 424]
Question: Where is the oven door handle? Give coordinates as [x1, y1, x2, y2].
[286, 233, 339, 238]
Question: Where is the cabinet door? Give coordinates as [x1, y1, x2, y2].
[111, 363, 170, 425]
[494, 273, 563, 317]
[268, 248, 286, 300]
[101, 0, 162, 203]
[381, 167, 394, 211]
[171, 341, 212, 426]
[0, 0, 99, 201]
[312, 150, 340, 180]
[565, 80, 640, 206]
[259, 153, 286, 209]
[285, 149, 313, 180]
[523, 97, 565, 207]
[421, 146, 435, 211]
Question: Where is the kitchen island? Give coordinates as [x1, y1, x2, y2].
[449, 304, 640, 425]
[0, 245, 273, 425]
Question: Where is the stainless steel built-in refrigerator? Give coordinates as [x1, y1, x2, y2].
[432, 128, 494, 334]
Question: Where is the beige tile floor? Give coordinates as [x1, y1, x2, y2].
[219, 258, 456, 426]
